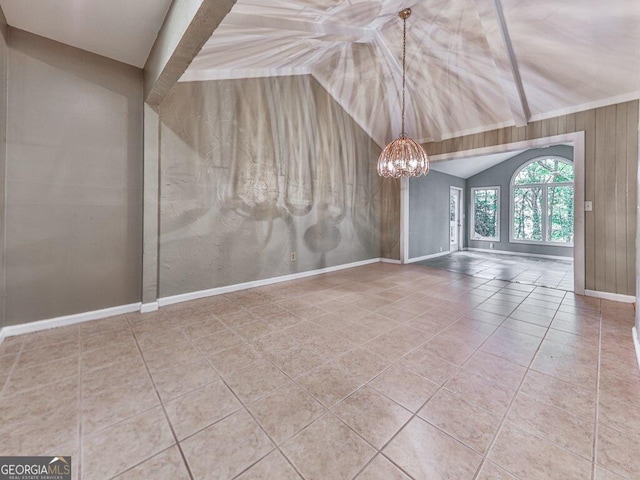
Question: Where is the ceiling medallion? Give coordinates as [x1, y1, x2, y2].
[377, 8, 430, 179]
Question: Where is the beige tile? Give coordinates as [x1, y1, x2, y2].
[594, 465, 630, 480]
[364, 333, 416, 363]
[3, 354, 79, 397]
[266, 312, 305, 330]
[136, 329, 192, 352]
[383, 417, 482, 480]
[180, 409, 274, 480]
[463, 350, 527, 389]
[81, 338, 141, 371]
[488, 422, 591, 480]
[224, 359, 290, 404]
[81, 314, 130, 337]
[0, 352, 18, 372]
[0, 378, 79, 456]
[356, 455, 411, 480]
[249, 382, 325, 444]
[82, 406, 175, 480]
[0, 336, 25, 355]
[335, 347, 390, 384]
[190, 329, 243, 355]
[22, 325, 80, 350]
[17, 339, 79, 367]
[506, 392, 593, 459]
[81, 357, 150, 397]
[234, 319, 280, 342]
[164, 379, 241, 440]
[444, 369, 517, 416]
[597, 424, 640, 479]
[181, 317, 227, 339]
[520, 370, 596, 420]
[151, 358, 220, 402]
[422, 332, 482, 365]
[369, 365, 439, 412]
[282, 414, 375, 480]
[304, 331, 356, 358]
[476, 461, 518, 479]
[207, 343, 263, 375]
[114, 445, 190, 480]
[141, 343, 206, 374]
[418, 389, 501, 454]
[399, 349, 459, 385]
[264, 344, 327, 378]
[531, 343, 598, 389]
[502, 318, 548, 338]
[82, 378, 159, 435]
[298, 363, 363, 408]
[333, 387, 411, 449]
[235, 450, 301, 479]
[81, 328, 134, 352]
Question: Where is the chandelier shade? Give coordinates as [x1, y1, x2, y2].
[377, 135, 429, 178]
[377, 8, 430, 179]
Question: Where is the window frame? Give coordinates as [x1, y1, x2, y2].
[470, 186, 501, 242]
[509, 157, 574, 247]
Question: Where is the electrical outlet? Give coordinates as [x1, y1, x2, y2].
[490, 243, 494, 249]
[290, 252, 296, 262]
[585, 201, 593, 212]
[439, 246, 443, 252]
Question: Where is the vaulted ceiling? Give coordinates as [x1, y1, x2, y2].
[181, 0, 640, 147]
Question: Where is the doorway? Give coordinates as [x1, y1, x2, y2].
[450, 187, 463, 251]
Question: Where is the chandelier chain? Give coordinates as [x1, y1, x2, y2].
[401, 13, 406, 137]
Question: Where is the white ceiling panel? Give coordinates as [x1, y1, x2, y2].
[0, 0, 173, 67]
[181, 0, 640, 146]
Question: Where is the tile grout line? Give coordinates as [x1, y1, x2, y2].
[469, 287, 566, 479]
[198, 285, 482, 480]
[590, 309, 604, 480]
[352, 284, 529, 479]
[126, 314, 196, 480]
[180, 307, 308, 480]
[0, 337, 24, 400]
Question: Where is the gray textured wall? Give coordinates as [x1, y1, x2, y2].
[409, 171, 466, 259]
[158, 76, 382, 297]
[466, 145, 574, 257]
[5, 29, 143, 326]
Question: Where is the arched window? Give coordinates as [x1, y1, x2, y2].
[510, 157, 574, 246]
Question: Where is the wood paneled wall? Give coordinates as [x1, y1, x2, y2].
[425, 100, 639, 296]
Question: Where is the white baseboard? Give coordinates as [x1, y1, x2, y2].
[381, 258, 401, 264]
[633, 327, 640, 372]
[140, 302, 159, 313]
[584, 289, 636, 304]
[406, 251, 451, 264]
[2, 302, 142, 337]
[159, 258, 382, 307]
[465, 247, 572, 261]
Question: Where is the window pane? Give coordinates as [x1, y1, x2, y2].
[514, 158, 574, 185]
[547, 186, 574, 243]
[513, 187, 543, 241]
[473, 189, 499, 239]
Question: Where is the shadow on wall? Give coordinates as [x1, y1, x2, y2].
[158, 76, 385, 296]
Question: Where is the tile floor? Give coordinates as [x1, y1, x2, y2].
[0, 263, 638, 479]
[419, 251, 574, 291]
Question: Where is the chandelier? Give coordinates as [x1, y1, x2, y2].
[377, 8, 430, 178]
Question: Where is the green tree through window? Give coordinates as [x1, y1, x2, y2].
[472, 187, 500, 241]
[511, 157, 574, 245]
